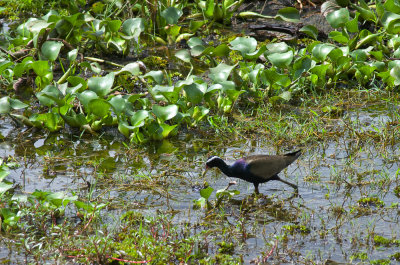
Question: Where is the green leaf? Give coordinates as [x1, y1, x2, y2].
[382, 12, 400, 34]
[190, 106, 209, 123]
[0, 60, 12, 75]
[356, 32, 382, 49]
[384, 0, 400, 14]
[161, 7, 183, 25]
[118, 120, 134, 137]
[183, 83, 205, 104]
[370, 50, 383, 61]
[67, 49, 78, 62]
[293, 57, 313, 79]
[107, 20, 122, 32]
[150, 85, 181, 103]
[131, 110, 149, 127]
[346, 13, 359, 33]
[299, 25, 318, 40]
[61, 111, 88, 127]
[32, 112, 59, 131]
[265, 42, 289, 54]
[276, 7, 300, 23]
[376, 0, 385, 18]
[191, 45, 206, 57]
[329, 31, 349, 44]
[209, 63, 235, 82]
[326, 8, 350, 28]
[108, 95, 126, 115]
[390, 65, 400, 86]
[152, 104, 179, 122]
[309, 64, 330, 85]
[115, 62, 142, 76]
[212, 44, 230, 57]
[0, 182, 13, 195]
[41, 41, 63, 62]
[267, 51, 293, 68]
[26, 19, 53, 35]
[77, 90, 99, 110]
[350, 49, 368, 62]
[88, 72, 115, 97]
[230, 37, 257, 55]
[216, 189, 240, 199]
[122, 18, 144, 38]
[188, 37, 205, 48]
[143, 71, 164, 84]
[36, 85, 63, 107]
[9, 98, 28, 109]
[0, 97, 11, 114]
[175, 49, 191, 63]
[312, 44, 336, 62]
[200, 186, 214, 200]
[13, 57, 34, 77]
[31, 60, 50, 77]
[352, 4, 375, 22]
[205, 0, 215, 18]
[189, 20, 206, 32]
[88, 98, 112, 117]
[327, 48, 344, 62]
[160, 123, 177, 138]
[166, 25, 181, 39]
[0, 168, 10, 182]
[67, 76, 87, 92]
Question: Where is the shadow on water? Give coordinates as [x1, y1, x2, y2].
[1, 101, 400, 263]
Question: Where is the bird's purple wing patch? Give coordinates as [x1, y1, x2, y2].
[231, 159, 247, 172]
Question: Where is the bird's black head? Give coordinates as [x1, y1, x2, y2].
[205, 156, 225, 169]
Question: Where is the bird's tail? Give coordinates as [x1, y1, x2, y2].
[284, 149, 301, 158]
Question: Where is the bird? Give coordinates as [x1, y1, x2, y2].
[203, 150, 301, 194]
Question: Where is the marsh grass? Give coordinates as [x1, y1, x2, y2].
[1, 89, 400, 264]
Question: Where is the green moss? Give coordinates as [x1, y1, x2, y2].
[373, 235, 400, 247]
[369, 259, 391, 265]
[142, 56, 168, 69]
[217, 241, 234, 254]
[350, 251, 368, 262]
[357, 197, 385, 208]
[390, 252, 400, 261]
[282, 224, 311, 235]
[394, 185, 400, 198]
[212, 253, 241, 264]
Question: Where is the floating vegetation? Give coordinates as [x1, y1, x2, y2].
[282, 224, 311, 235]
[357, 197, 385, 208]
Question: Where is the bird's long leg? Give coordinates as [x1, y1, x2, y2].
[253, 183, 260, 194]
[275, 176, 298, 191]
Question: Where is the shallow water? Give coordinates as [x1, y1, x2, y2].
[1, 103, 400, 264]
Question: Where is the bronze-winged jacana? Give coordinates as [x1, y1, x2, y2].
[204, 150, 301, 194]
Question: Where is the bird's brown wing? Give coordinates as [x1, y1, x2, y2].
[244, 154, 298, 180]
